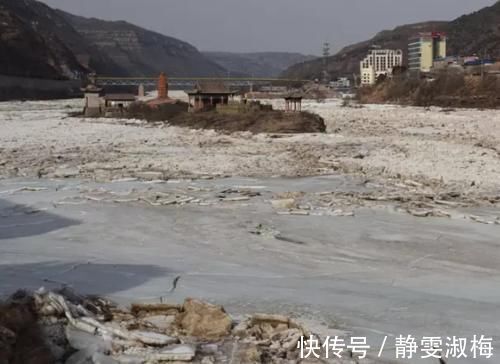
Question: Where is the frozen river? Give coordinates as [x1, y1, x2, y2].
[1, 97, 500, 362]
[1, 176, 499, 363]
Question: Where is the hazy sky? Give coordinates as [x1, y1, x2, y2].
[41, 0, 495, 55]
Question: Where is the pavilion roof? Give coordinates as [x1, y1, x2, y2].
[284, 91, 304, 100]
[81, 84, 102, 93]
[187, 80, 235, 95]
[104, 94, 137, 101]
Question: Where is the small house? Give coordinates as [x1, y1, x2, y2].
[186, 81, 236, 112]
[104, 94, 136, 108]
[103, 94, 136, 116]
[82, 78, 136, 117]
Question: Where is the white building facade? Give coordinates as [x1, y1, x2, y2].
[360, 49, 403, 86]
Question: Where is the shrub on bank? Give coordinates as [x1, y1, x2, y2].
[357, 70, 500, 109]
[127, 101, 189, 121]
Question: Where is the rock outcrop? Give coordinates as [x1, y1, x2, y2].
[0, 288, 349, 364]
[59, 11, 226, 77]
[0, 0, 86, 79]
[0, 0, 226, 82]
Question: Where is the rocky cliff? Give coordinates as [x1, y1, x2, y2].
[0, 0, 226, 80]
[60, 12, 226, 77]
[0, 0, 86, 79]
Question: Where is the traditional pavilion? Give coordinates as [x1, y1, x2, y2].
[284, 93, 303, 112]
[186, 81, 236, 112]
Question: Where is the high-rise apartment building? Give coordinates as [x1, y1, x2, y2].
[360, 49, 403, 86]
[408, 32, 447, 74]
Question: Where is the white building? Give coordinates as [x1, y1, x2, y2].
[330, 77, 351, 89]
[360, 49, 403, 86]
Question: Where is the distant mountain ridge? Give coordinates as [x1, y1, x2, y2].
[0, 0, 225, 79]
[60, 11, 226, 77]
[282, 1, 500, 80]
[446, 0, 500, 56]
[0, 0, 86, 79]
[203, 52, 316, 78]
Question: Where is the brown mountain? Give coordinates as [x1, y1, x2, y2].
[282, 1, 500, 80]
[59, 11, 226, 77]
[0, 0, 86, 79]
[282, 21, 447, 80]
[0, 0, 226, 80]
[446, 0, 500, 56]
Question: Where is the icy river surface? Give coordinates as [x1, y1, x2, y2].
[0, 176, 499, 363]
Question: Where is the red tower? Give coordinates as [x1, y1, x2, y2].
[158, 72, 168, 99]
[147, 72, 176, 107]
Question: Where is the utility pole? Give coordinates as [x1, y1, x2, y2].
[323, 42, 330, 59]
[322, 41, 330, 83]
[481, 49, 487, 81]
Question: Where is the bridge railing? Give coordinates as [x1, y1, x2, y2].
[94, 76, 307, 87]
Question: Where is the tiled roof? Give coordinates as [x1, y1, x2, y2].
[104, 94, 136, 101]
[188, 81, 234, 94]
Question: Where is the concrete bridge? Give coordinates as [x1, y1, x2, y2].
[94, 76, 306, 88]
